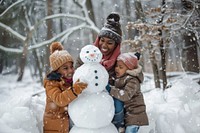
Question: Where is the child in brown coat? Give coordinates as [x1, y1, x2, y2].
[43, 42, 87, 133]
[110, 52, 149, 133]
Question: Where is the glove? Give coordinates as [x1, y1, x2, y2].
[72, 79, 87, 95]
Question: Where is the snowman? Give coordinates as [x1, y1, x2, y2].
[68, 45, 118, 133]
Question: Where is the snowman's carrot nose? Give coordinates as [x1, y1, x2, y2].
[90, 53, 95, 57]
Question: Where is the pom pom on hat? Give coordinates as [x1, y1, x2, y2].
[49, 42, 73, 71]
[134, 52, 141, 60]
[50, 42, 64, 54]
[99, 12, 122, 44]
[117, 52, 138, 70]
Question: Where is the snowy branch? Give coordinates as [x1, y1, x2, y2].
[0, 1, 100, 53]
[80, 0, 99, 33]
[34, 13, 99, 33]
[0, 45, 23, 53]
[60, 23, 87, 42]
[44, 13, 86, 22]
[0, 22, 26, 41]
[29, 23, 97, 50]
[181, 7, 195, 29]
[59, 23, 100, 43]
[73, 0, 83, 8]
[0, 0, 24, 18]
[0, 24, 90, 53]
[24, 6, 33, 30]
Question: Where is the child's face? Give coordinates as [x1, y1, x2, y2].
[115, 60, 128, 78]
[57, 62, 74, 79]
[99, 37, 116, 56]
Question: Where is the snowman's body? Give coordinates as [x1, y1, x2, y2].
[68, 45, 118, 133]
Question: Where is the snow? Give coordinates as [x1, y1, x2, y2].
[70, 124, 117, 133]
[139, 73, 200, 133]
[69, 92, 115, 128]
[0, 72, 45, 133]
[0, 71, 200, 133]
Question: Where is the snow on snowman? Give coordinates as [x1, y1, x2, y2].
[68, 45, 118, 133]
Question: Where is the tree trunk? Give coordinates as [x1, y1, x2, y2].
[125, 0, 132, 39]
[17, 41, 28, 81]
[85, 0, 96, 41]
[0, 51, 3, 74]
[0, 30, 6, 74]
[158, 0, 167, 89]
[17, 27, 33, 81]
[180, 0, 199, 73]
[59, 0, 63, 32]
[151, 54, 161, 88]
[33, 49, 43, 85]
[134, 0, 145, 22]
[45, 0, 53, 73]
[159, 37, 168, 89]
[149, 44, 161, 88]
[182, 31, 199, 73]
[130, 0, 145, 39]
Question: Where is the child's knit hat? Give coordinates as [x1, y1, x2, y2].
[99, 12, 122, 44]
[117, 52, 138, 70]
[49, 42, 73, 71]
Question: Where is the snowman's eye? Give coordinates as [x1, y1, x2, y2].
[86, 51, 89, 53]
[94, 50, 96, 52]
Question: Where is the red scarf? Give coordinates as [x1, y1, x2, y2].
[64, 78, 73, 84]
[94, 37, 121, 71]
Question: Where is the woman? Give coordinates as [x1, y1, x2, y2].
[75, 12, 122, 85]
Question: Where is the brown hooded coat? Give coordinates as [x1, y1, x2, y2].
[110, 67, 149, 126]
[43, 78, 77, 133]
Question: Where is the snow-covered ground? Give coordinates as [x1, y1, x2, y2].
[0, 70, 200, 133]
[0, 72, 45, 133]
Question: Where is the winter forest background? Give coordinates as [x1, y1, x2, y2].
[0, 0, 200, 133]
[0, 0, 199, 86]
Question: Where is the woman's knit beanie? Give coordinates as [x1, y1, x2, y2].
[99, 12, 122, 44]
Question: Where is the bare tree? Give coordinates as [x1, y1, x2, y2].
[45, 0, 53, 73]
[123, 0, 200, 89]
[85, 0, 96, 40]
[0, 0, 99, 81]
[181, 0, 200, 73]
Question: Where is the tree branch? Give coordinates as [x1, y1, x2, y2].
[0, 22, 26, 41]
[0, 0, 24, 18]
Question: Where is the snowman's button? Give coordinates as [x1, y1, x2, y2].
[95, 76, 98, 79]
[95, 83, 98, 86]
[94, 70, 97, 73]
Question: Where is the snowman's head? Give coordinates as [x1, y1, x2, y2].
[80, 45, 102, 63]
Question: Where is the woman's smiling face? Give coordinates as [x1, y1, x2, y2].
[98, 37, 116, 56]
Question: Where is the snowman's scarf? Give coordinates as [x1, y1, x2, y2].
[94, 37, 120, 71]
